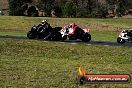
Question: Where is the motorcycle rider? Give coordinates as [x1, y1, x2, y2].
[40, 20, 52, 39]
[68, 23, 77, 34]
[68, 23, 76, 28]
[37, 20, 48, 31]
[41, 20, 51, 29]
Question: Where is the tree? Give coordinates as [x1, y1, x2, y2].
[37, 0, 54, 16]
[107, 0, 128, 17]
[63, 0, 76, 17]
[8, 0, 131, 17]
[27, 6, 38, 16]
[8, 0, 31, 16]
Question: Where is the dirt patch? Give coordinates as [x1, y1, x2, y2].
[121, 15, 132, 18]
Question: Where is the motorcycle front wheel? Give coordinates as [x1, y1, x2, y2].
[117, 37, 125, 44]
[81, 33, 91, 42]
[27, 31, 37, 39]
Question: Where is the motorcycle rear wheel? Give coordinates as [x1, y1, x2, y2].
[62, 35, 67, 41]
[51, 32, 62, 41]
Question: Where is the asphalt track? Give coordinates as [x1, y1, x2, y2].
[0, 35, 132, 47]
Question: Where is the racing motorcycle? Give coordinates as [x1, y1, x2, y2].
[117, 28, 132, 44]
[60, 24, 91, 42]
[27, 24, 62, 41]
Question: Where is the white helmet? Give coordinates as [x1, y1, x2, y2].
[42, 20, 47, 23]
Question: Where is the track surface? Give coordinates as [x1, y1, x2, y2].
[0, 35, 132, 47]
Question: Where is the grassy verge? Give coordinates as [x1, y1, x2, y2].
[0, 16, 132, 41]
[0, 31, 26, 37]
[92, 31, 118, 41]
[0, 38, 132, 88]
[0, 16, 132, 88]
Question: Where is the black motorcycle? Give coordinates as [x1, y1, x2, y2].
[27, 24, 62, 41]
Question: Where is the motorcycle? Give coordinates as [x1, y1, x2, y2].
[117, 28, 132, 44]
[60, 24, 91, 42]
[27, 24, 62, 41]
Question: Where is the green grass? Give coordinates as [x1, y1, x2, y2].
[92, 31, 118, 41]
[0, 31, 26, 36]
[0, 16, 132, 87]
[0, 38, 132, 88]
[0, 16, 132, 41]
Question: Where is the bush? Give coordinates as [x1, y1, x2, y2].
[8, 0, 31, 16]
[91, 6, 108, 18]
[62, 1, 76, 17]
[27, 6, 38, 17]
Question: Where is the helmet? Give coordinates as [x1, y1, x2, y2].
[68, 23, 75, 28]
[72, 23, 75, 26]
[42, 20, 47, 24]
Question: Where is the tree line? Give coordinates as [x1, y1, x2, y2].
[8, 0, 132, 18]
